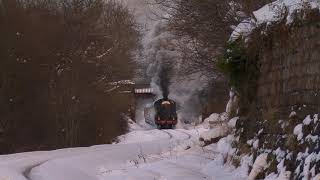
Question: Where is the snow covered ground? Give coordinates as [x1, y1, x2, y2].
[0, 119, 247, 180]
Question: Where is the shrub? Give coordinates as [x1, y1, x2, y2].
[217, 40, 253, 93]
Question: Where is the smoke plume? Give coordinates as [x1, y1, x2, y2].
[158, 64, 172, 99]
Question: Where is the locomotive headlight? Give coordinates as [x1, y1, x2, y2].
[161, 101, 171, 105]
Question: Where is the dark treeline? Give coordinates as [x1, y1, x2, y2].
[0, 0, 140, 154]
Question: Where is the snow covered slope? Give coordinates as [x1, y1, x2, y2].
[231, 0, 320, 40]
[0, 120, 247, 180]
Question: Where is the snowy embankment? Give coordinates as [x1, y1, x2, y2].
[227, 0, 320, 179]
[0, 117, 247, 180]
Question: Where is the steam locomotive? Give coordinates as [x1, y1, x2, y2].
[154, 98, 178, 129]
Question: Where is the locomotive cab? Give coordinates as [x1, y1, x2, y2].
[154, 98, 178, 129]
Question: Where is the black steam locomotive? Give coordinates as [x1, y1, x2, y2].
[154, 98, 178, 129]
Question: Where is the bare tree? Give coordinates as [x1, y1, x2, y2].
[152, 0, 272, 76]
[0, 0, 140, 153]
[145, 0, 273, 117]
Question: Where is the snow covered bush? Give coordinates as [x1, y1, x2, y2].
[200, 125, 230, 146]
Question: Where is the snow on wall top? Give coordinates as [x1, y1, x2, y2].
[230, 0, 320, 41]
